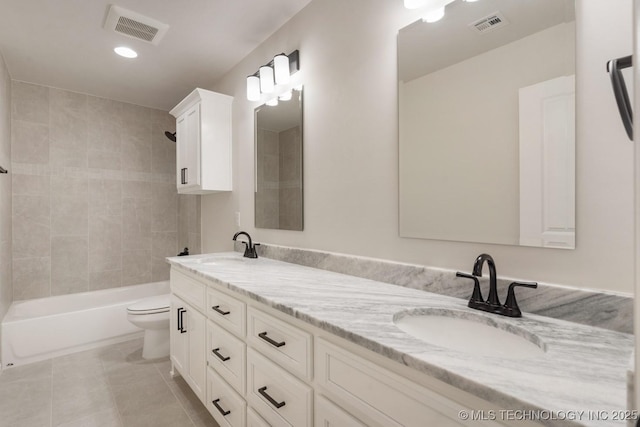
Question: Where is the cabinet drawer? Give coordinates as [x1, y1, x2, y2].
[247, 408, 269, 427]
[207, 288, 246, 337]
[247, 347, 312, 427]
[247, 307, 312, 380]
[316, 338, 493, 427]
[207, 368, 246, 427]
[315, 394, 366, 427]
[207, 320, 246, 395]
[170, 269, 205, 312]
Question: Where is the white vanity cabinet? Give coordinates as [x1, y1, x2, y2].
[169, 88, 233, 194]
[169, 266, 531, 427]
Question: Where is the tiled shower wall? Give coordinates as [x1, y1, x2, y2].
[11, 81, 200, 300]
[255, 126, 302, 229]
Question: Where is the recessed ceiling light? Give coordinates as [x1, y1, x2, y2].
[114, 46, 138, 58]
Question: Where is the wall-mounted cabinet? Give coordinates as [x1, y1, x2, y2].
[170, 88, 233, 194]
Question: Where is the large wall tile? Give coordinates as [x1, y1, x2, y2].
[122, 250, 151, 286]
[152, 232, 176, 282]
[89, 179, 121, 218]
[13, 195, 50, 258]
[11, 81, 48, 124]
[51, 176, 88, 236]
[121, 113, 151, 172]
[122, 198, 152, 251]
[12, 257, 50, 300]
[12, 173, 50, 196]
[50, 89, 88, 167]
[151, 112, 176, 175]
[51, 236, 88, 295]
[87, 96, 122, 153]
[152, 182, 177, 233]
[89, 215, 122, 273]
[11, 120, 49, 164]
[89, 270, 122, 291]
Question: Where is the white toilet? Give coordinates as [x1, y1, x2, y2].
[127, 294, 171, 359]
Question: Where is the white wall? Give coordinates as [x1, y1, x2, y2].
[202, 0, 635, 294]
[0, 51, 12, 355]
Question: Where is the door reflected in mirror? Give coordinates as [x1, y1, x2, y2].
[255, 88, 303, 231]
[398, 0, 575, 249]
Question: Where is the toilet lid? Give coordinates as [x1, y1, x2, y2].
[127, 294, 170, 314]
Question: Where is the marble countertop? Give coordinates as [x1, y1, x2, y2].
[168, 252, 634, 427]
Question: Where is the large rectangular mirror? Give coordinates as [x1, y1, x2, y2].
[255, 88, 303, 230]
[398, 0, 576, 248]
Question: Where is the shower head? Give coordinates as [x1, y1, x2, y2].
[164, 131, 176, 142]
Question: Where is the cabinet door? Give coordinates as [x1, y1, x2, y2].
[186, 305, 206, 402]
[170, 295, 188, 376]
[176, 103, 201, 192]
[315, 395, 366, 427]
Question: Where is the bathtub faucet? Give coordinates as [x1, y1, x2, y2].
[232, 231, 260, 258]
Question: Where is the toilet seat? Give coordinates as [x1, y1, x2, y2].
[127, 295, 170, 315]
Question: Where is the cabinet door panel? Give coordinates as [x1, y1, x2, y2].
[186, 306, 206, 402]
[170, 295, 188, 376]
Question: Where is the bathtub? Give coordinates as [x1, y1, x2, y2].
[1, 281, 169, 368]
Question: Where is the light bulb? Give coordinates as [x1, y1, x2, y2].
[279, 91, 292, 101]
[259, 65, 275, 94]
[404, 0, 428, 9]
[423, 7, 445, 22]
[246, 75, 260, 101]
[274, 54, 290, 85]
[266, 97, 278, 106]
[114, 46, 137, 58]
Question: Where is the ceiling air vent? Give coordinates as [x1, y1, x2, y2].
[104, 5, 169, 45]
[469, 11, 509, 35]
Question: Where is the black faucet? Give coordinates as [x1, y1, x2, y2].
[232, 231, 260, 258]
[177, 247, 189, 256]
[457, 253, 537, 318]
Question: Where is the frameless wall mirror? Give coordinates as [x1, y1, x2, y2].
[398, 0, 576, 249]
[255, 87, 303, 230]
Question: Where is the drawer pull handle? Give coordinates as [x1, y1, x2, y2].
[212, 399, 231, 416]
[212, 348, 230, 362]
[258, 386, 285, 409]
[212, 305, 230, 316]
[258, 332, 286, 348]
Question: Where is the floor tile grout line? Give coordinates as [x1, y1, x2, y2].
[100, 348, 127, 427]
[49, 360, 54, 427]
[153, 360, 199, 427]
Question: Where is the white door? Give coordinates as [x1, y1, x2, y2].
[519, 75, 576, 248]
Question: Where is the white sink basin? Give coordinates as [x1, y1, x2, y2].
[194, 255, 249, 266]
[393, 308, 546, 360]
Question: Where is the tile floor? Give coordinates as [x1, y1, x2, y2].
[0, 338, 220, 427]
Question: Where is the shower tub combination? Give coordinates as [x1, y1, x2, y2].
[1, 281, 169, 368]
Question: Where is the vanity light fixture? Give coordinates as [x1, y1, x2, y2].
[246, 50, 300, 101]
[404, 0, 467, 23]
